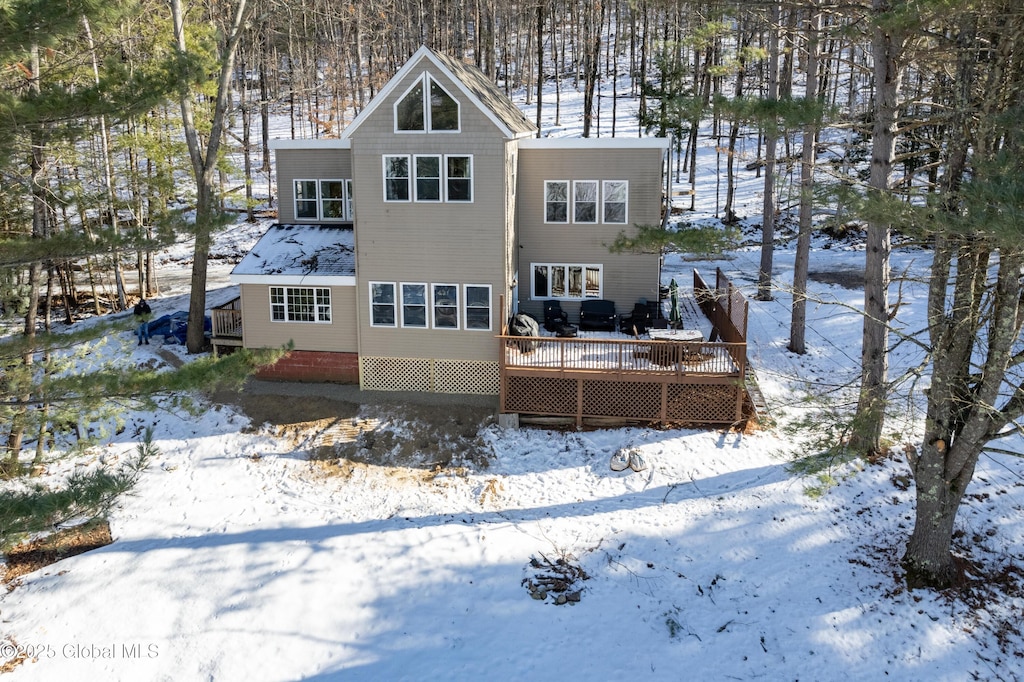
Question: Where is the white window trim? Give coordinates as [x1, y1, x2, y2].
[413, 155, 442, 203]
[544, 180, 569, 224]
[602, 180, 629, 224]
[530, 263, 603, 300]
[319, 179, 353, 222]
[383, 155, 411, 203]
[572, 180, 599, 224]
[393, 73, 461, 134]
[443, 154, 473, 203]
[269, 286, 332, 323]
[427, 78, 461, 133]
[399, 282, 429, 328]
[369, 281, 397, 327]
[431, 283, 461, 330]
[293, 179, 319, 221]
[463, 284, 492, 332]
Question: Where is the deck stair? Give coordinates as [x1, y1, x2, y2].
[742, 364, 772, 428]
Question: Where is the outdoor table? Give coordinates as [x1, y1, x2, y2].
[647, 328, 703, 365]
[649, 329, 703, 342]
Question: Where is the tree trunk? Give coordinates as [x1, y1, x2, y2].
[789, 4, 821, 354]
[171, 0, 254, 354]
[902, 438, 971, 589]
[756, 3, 781, 302]
[852, 0, 901, 456]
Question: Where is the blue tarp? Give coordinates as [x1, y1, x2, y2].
[147, 311, 210, 344]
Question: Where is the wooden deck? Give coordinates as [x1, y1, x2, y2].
[211, 297, 243, 356]
[499, 268, 755, 428]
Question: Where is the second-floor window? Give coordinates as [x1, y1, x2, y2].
[603, 180, 628, 224]
[544, 180, 628, 224]
[294, 179, 353, 221]
[384, 154, 473, 203]
[573, 181, 598, 223]
[544, 181, 568, 223]
[384, 156, 411, 202]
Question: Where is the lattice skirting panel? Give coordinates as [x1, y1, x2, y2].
[504, 376, 577, 415]
[360, 357, 499, 395]
[666, 383, 741, 424]
[434, 359, 500, 395]
[582, 380, 662, 420]
[504, 374, 744, 425]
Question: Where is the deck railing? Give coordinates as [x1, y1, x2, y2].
[211, 297, 243, 339]
[499, 335, 745, 378]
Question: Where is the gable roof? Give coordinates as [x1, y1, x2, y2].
[230, 224, 356, 286]
[341, 45, 535, 140]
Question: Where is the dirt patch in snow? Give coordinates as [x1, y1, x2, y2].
[3, 519, 112, 586]
[211, 387, 496, 472]
[808, 269, 864, 290]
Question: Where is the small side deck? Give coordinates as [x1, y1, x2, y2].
[211, 297, 243, 356]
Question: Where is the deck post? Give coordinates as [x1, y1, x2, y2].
[576, 379, 584, 428]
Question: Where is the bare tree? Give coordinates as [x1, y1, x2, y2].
[171, 0, 255, 354]
[789, 1, 823, 354]
[851, 0, 904, 456]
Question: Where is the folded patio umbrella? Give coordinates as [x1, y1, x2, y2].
[669, 278, 681, 327]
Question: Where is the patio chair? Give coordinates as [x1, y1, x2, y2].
[543, 300, 577, 337]
[619, 301, 651, 336]
[579, 299, 617, 331]
[543, 300, 568, 332]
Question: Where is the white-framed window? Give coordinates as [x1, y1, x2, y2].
[464, 284, 491, 331]
[294, 180, 318, 219]
[414, 155, 441, 202]
[531, 264, 603, 300]
[320, 179, 354, 220]
[573, 181, 598, 223]
[400, 283, 428, 328]
[395, 73, 460, 133]
[431, 283, 459, 329]
[369, 282, 397, 327]
[294, 180, 353, 221]
[445, 155, 472, 202]
[383, 155, 411, 202]
[603, 180, 628, 224]
[544, 181, 568, 223]
[384, 154, 472, 203]
[270, 286, 332, 323]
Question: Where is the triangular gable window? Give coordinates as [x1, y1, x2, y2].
[395, 73, 460, 133]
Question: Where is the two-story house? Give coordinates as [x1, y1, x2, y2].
[224, 45, 671, 398]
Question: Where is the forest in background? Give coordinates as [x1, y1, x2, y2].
[0, 0, 948, 317]
[1, 0, 1023, 589]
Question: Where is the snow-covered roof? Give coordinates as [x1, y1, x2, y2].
[230, 224, 356, 286]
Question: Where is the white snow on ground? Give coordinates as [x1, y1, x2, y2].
[1, 80, 1022, 682]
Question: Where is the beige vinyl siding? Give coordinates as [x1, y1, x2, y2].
[276, 149, 353, 223]
[350, 63, 511, 362]
[515, 146, 663, 321]
[239, 283, 357, 352]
